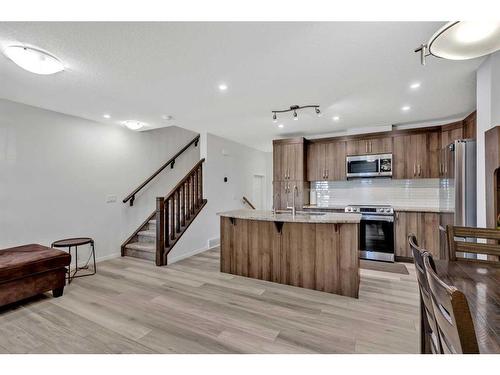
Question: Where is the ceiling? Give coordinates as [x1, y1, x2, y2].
[0, 22, 482, 151]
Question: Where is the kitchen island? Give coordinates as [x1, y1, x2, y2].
[218, 209, 362, 298]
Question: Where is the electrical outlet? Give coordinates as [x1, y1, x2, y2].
[106, 195, 117, 203]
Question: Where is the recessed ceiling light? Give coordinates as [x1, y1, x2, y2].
[122, 120, 146, 131]
[4, 45, 64, 75]
[410, 82, 421, 89]
[103, 114, 111, 119]
[401, 106, 411, 111]
[278, 124, 284, 128]
[218, 83, 228, 91]
[332, 116, 340, 121]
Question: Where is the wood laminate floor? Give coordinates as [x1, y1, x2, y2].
[0, 248, 420, 353]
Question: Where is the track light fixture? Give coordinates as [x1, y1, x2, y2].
[271, 104, 321, 122]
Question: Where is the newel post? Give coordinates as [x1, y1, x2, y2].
[155, 197, 165, 266]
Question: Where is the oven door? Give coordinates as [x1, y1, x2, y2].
[346, 156, 379, 178]
[359, 215, 394, 262]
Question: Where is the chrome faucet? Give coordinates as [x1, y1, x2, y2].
[292, 185, 298, 217]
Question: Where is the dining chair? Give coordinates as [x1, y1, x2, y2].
[446, 225, 500, 262]
[408, 234, 441, 354]
[423, 252, 480, 354]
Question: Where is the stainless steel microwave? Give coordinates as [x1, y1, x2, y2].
[346, 153, 393, 179]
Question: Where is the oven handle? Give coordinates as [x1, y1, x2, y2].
[361, 215, 394, 222]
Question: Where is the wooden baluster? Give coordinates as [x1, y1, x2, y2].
[180, 185, 185, 227]
[175, 189, 180, 233]
[191, 174, 195, 214]
[194, 170, 198, 209]
[164, 198, 169, 248]
[155, 197, 165, 266]
[170, 197, 175, 240]
[200, 164, 203, 205]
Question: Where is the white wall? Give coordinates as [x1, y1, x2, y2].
[476, 51, 500, 227]
[168, 132, 272, 262]
[0, 99, 199, 261]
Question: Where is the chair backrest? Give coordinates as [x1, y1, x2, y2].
[408, 234, 441, 354]
[423, 253, 479, 354]
[447, 225, 500, 262]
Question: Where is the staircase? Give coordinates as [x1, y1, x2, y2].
[121, 136, 207, 266]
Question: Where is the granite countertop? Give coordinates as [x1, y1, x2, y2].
[303, 204, 454, 213]
[217, 209, 362, 224]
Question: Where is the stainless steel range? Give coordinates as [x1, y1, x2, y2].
[345, 205, 394, 262]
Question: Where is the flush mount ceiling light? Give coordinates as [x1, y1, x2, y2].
[415, 21, 500, 65]
[410, 82, 421, 89]
[103, 114, 111, 119]
[4, 45, 64, 75]
[401, 105, 411, 112]
[218, 83, 228, 91]
[332, 116, 340, 121]
[278, 124, 284, 128]
[272, 104, 321, 123]
[123, 120, 146, 130]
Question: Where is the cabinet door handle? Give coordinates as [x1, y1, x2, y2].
[413, 164, 416, 176]
[326, 169, 329, 179]
[396, 212, 399, 221]
[365, 141, 368, 153]
[369, 141, 372, 153]
[418, 164, 422, 176]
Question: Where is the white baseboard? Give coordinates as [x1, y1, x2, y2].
[168, 245, 219, 264]
[96, 252, 121, 263]
[208, 237, 220, 248]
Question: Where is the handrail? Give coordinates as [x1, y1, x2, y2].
[123, 134, 200, 206]
[242, 196, 256, 209]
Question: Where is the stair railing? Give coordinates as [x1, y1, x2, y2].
[242, 196, 256, 209]
[155, 158, 206, 265]
[123, 134, 200, 206]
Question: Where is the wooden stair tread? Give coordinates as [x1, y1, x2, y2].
[137, 230, 156, 238]
[125, 242, 156, 252]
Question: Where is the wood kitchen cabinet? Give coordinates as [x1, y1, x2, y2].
[394, 211, 440, 260]
[273, 138, 305, 182]
[345, 137, 392, 156]
[393, 131, 440, 179]
[307, 141, 346, 181]
[441, 121, 464, 148]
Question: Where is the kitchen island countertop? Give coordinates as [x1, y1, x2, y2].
[217, 209, 362, 224]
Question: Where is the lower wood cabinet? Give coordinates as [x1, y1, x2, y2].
[394, 211, 440, 260]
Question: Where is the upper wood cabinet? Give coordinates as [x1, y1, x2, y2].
[307, 141, 346, 181]
[346, 137, 392, 156]
[273, 138, 305, 182]
[441, 121, 464, 148]
[393, 131, 440, 179]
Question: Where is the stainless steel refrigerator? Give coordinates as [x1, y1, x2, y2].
[443, 139, 477, 227]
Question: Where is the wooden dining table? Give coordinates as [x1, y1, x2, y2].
[434, 259, 500, 354]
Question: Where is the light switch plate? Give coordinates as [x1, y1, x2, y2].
[106, 195, 117, 203]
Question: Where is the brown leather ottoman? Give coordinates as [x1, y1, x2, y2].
[0, 244, 71, 307]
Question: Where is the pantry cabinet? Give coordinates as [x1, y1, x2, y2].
[273, 138, 308, 210]
[306, 141, 346, 181]
[394, 211, 440, 260]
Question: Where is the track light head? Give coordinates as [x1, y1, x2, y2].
[272, 112, 277, 123]
[293, 111, 298, 120]
[315, 107, 321, 117]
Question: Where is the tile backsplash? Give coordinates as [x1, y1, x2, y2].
[311, 178, 454, 211]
